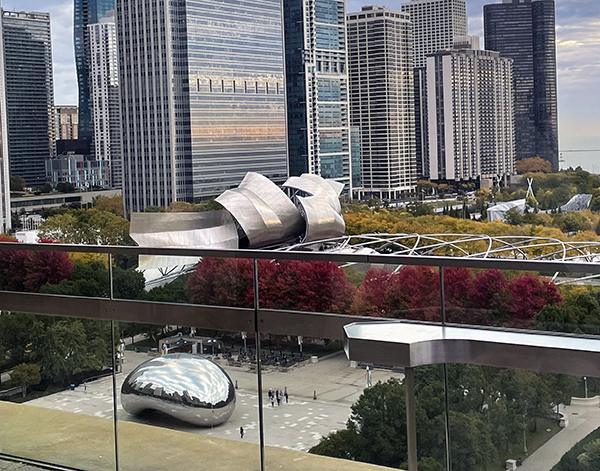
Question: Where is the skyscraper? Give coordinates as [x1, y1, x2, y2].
[347, 6, 416, 199]
[1, 10, 54, 187]
[0, 17, 10, 233]
[427, 46, 515, 182]
[116, 0, 288, 214]
[283, 0, 352, 192]
[74, 0, 114, 144]
[484, 0, 558, 170]
[88, 11, 122, 188]
[401, 0, 467, 178]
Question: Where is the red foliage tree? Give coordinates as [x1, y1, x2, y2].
[508, 273, 562, 328]
[257, 260, 356, 313]
[386, 266, 440, 321]
[466, 269, 511, 325]
[0, 235, 27, 291]
[23, 239, 74, 292]
[443, 267, 473, 308]
[350, 268, 394, 316]
[186, 258, 253, 307]
[186, 258, 355, 313]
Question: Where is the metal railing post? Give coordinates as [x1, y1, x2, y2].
[109, 254, 120, 471]
[440, 266, 452, 471]
[253, 259, 265, 471]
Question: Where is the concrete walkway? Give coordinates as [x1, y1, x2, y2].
[519, 400, 600, 471]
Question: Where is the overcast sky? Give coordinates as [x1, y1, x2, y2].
[1, 0, 599, 143]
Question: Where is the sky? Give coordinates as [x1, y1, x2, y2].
[1, 0, 599, 146]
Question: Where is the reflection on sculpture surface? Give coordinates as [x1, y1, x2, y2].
[121, 354, 236, 426]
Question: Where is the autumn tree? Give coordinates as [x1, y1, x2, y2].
[93, 195, 124, 217]
[186, 258, 253, 307]
[386, 266, 440, 321]
[508, 274, 562, 328]
[258, 260, 356, 313]
[186, 258, 356, 313]
[516, 157, 552, 174]
[350, 268, 394, 316]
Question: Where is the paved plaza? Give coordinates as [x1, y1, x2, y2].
[25, 351, 402, 453]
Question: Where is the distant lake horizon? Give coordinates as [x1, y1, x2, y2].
[559, 136, 600, 174]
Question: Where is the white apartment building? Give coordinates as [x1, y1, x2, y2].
[347, 6, 416, 199]
[427, 47, 515, 182]
[88, 11, 122, 188]
[401, 0, 467, 178]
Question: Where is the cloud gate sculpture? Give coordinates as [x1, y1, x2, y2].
[121, 354, 236, 426]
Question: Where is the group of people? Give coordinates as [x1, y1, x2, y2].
[239, 388, 290, 438]
[268, 388, 288, 407]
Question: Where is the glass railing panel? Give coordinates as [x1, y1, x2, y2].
[441, 265, 599, 335]
[116, 324, 260, 471]
[446, 364, 588, 471]
[0, 312, 117, 470]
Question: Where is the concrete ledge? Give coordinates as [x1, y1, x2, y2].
[0, 402, 394, 471]
[571, 396, 600, 407]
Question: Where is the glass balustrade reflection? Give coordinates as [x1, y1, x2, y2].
[116, 324, 260, 471]
[0, 312, 116, 471]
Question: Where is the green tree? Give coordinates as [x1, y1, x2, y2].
[10, 175, 26, 192]
[346, 378, 408, 468]
[578, 439, 600, 470]
[38, 209, 131, 245]
[10, 363, 41, 397]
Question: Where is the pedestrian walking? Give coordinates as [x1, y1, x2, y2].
[268, 388, 273, 400]
[277, 395, 282, 406]
[240, 426, 244, 438]
[84, 382, 87, 392]
[284, 391, 288, 403]
[271, 397, 274, 407]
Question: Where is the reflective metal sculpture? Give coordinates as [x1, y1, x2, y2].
[297, 195, 346, 243]
[283, 174, 344, 213]
[130, 210, 239, 270]
[121, 354, 236, 426]
[216, 173, 304, 248]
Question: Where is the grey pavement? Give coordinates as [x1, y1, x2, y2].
[25, 350, 403, 453]
[518, 401, 600, 471]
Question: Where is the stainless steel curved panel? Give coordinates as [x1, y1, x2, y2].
[121, 353, 236, 426]
[216, 173, 304, 247]
[283, 174, 343, 213]
[238, 172, 304, 239]
[297, 195, 345, 243]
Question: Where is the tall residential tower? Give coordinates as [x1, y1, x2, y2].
[347, 6, 416, 199]
[484, 0, 558, 170]
[88, 11, 122, 188]
[283, 0, 352, 192]
[427, 47, 515, 182]
[116, 0, 288, 214]
[401, 0, 467, 178]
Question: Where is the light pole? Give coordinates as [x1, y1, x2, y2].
[584, 376, 588, 399]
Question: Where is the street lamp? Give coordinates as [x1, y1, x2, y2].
[584, 376, 588, 399]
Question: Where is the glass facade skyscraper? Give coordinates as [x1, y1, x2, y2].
[1, 10, 54, 188]
[283, 0, 353, 193]
[116, 0, 288, 214]
[74, 0, 114, 143]
[484, 0, 559, 171]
